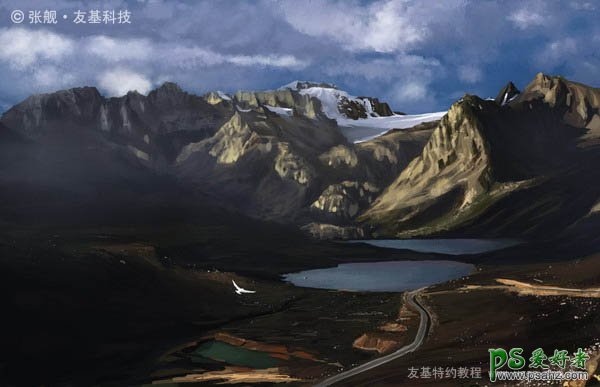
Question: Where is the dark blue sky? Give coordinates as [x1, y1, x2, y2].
[0, 0, 598, 113]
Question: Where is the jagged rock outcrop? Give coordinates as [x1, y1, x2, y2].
[1, 87, 104, 136]
[355, 121, 438, 182]
[361, 73, 600, 238]
[364, 97, 394, 117]
[362, 96, 495, 235]
[319, 145, 358, 168]
[274, 142, 314, 185]
[307, 123, 437, 225]
[518, 73, 600, 144]
[338, 95, 394, 119]
[174, 110, 339, 220]
[176, 112, 277, 166]
[495, 81, 520, 105]
[311, 181, 379, 219]
[280, 81, 394, 120]
[1, 82, 233, 165]
[233, 89, 323, 119]
[204, 91, 233, 105]
[208, 113, 257, 164]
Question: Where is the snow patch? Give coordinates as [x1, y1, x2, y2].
[348, 112, 447, 143]
[236, 105, 252, 113]
[501, 91, 519, 106]
[295, 85, 446, 142]
[264, 105, 294, 117]
[217, 90, 231, 101]
[297, 86, 347, 120]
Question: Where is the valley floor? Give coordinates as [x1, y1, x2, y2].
[1, 223, 599, 386]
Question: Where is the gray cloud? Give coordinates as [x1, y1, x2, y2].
[0, 0, 597, 113]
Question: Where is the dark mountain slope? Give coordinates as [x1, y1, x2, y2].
[0, 83, 437, 231]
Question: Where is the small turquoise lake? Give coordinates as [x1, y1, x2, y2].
[192, 341, 279, 369]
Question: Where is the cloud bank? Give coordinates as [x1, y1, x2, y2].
[0, 0, 597, 113]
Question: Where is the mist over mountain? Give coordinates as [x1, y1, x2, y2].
[0, 82, 437, 235]
[1, 74, 599, 243]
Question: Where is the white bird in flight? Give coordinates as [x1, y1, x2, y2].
[232, 280, 256, 295]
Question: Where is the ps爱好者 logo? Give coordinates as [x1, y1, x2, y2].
[488, 347, 590, 382]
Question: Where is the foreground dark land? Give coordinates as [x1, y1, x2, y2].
[0, 215, 435, 386]
[1, 214, 599, 386]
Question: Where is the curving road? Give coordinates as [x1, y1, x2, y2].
[315, 287, 431, 387]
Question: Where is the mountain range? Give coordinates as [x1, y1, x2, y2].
[1, 74, 599, 243]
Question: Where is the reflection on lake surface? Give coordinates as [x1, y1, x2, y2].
[283, 260, 474, 292]
[350, 238, 520, 255]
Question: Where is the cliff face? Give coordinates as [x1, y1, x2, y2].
[307, 122, 435, 228]
[361, 96, 495, 235]
[279, 81, 395, 120]
[495, 81, 520, 105]
[0, 81, 437, 230]
[518, 73, 600, 144]
[361, 74, 600, 238]
[234, 89, 324, 119]
[1, 87, 104, 135]
[371, 97, 493, 209]
[172, 101, 345, 220]
[1, 83, 228, 139]
[1, 83, 233, 166]
[354, 121, 437, 182]
[311, 181, 380, 220]
[338, 96, 394, 119]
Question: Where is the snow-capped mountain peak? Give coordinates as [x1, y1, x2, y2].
[281, 82, 446, 142]
[204, 81, 447, 143]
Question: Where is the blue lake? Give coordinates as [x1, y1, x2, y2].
[283, 260, 474, 292]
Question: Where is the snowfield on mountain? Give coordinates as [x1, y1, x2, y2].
[280, 81, 446, 142]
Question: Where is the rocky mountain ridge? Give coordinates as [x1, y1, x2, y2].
[362, 73, 600, 239]
[2, 74, 599, 241]
[0, 81, 435, 235]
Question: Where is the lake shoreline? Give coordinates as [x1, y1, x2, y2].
[283, 260, 475, 292]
